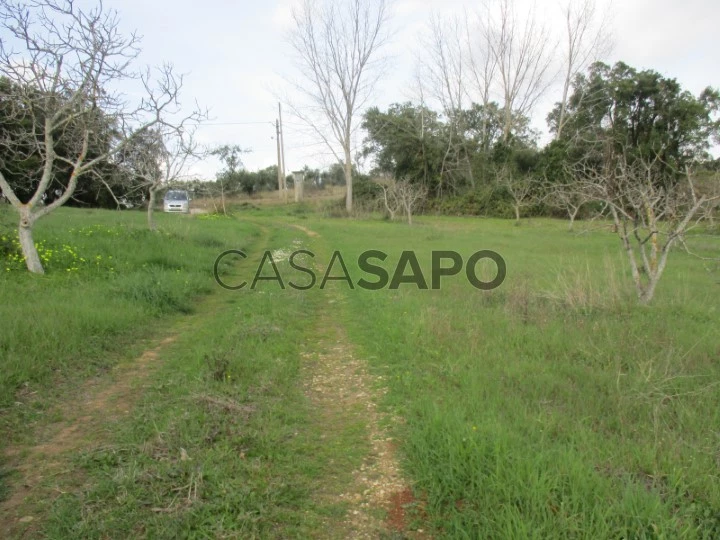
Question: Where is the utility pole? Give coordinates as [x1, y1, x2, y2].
[279, 102, 288, 202]
[276, 119, 283, 198]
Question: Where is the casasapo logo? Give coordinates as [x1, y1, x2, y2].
[213, 250, 506, 291]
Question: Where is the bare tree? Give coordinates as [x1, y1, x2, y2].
[378, 178, 427, 225]
[421, 14, 465, 117]
[555, 0, 612, 139]
[487, 0, 554, 143]
[378, 178, 400, 221]
[395, 179, 428, 225]
[288, 0, 390, 212]
[126, 122, 204, 231]
[498, 166, 541, 222]
[0, 0, 197, 274]
[418, 14, 476, 193]
[464, 6, 498, 153]
[572, 148, 720, 303]
[545, 180, 594, 230]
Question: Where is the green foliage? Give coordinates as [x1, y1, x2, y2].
[549, 61, 720, 176]
[209, 142, 279, 196]
[426, 185, 514, 218]
[360, 61, 719, 219]
[362, 101, 543, 206]
[352, 177, 383, 202]
[0, 77, 139, 209]
[362, 102, 445, 186]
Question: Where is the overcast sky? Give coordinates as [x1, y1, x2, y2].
[109, 0, 720, 179]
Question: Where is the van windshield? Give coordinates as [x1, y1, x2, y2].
[165, 191, 188, 201]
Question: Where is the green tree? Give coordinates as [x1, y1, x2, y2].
[362, 103, 444, 192]
[548, 61, 720, 178]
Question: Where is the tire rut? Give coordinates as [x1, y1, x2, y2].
[294, 223, 424, 538]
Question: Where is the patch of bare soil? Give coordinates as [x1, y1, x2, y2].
[302, 316, 428, 539]
[291, 223, 320, 237]
[293, 222, 427, 538]
[0, 335, 177, 535]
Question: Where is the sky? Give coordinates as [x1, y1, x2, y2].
[106, 0, 720, 179]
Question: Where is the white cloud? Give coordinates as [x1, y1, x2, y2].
[101, 0, 720, 178]
[271, 0, 296, 30]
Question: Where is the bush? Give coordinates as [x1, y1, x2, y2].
[426, 186, 515, 218]
[353, 178, 383, 202]
[320, 197, 347, 218]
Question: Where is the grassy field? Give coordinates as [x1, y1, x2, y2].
[319, 217, 720, 538]
[0, 207, 257, 407]
[1, 202, 719, 538]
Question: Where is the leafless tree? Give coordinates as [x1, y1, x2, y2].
[571, 147, 720, 303]
[464, 6, 498, 153]
[288, 0, 390, 213]
[395, 179, 428, 225]
[125, 122, 204, 231]
[487, 0, 554, 143]
[0, 0, 199, 274]
[555, 0, 612, 139]
[545, 180, 594, 230]
[418, 14, 476, 193]
[378, 178, 400, 221]
[421, 14, 465, 118]
[498, 166, 541, 222]
[377, 178, 427, 225]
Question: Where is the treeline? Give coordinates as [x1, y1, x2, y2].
[209, 144, 351, 198]
[356, 60, 720, 219]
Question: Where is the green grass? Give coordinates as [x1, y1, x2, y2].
[315, 216, 720, 538]
[2, 203, 719, 538]
[1, 208, 369, 538]
[0, 207, 256, 408]
[42, 236, 341, 538]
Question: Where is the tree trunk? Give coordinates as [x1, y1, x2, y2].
[514, 204, 520, 222]
[381, 187, 395, 220]
[639, 240, 673, 304]
[556, 64, 572, 139]
[568, 207, 579, 231]
[503, 104, 513, 143]
[18, 215, 44, 274]
[646, 204, 658, 272]
[147, 187, 157, 231]
[612, 211, 643, 301]
[344, 148, 353, 213]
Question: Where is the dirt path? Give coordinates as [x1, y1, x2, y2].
[291, 223, 320, 237]
[0, 223, 273, 536]
[2, 221, 424, 538]
[294, 223, 424, 538]
[0, 333, 179, 535]
[303, 320, 409, 538]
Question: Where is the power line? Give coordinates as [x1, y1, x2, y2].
[191, 120, 308, 127]
[195, 121, 273, 126]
